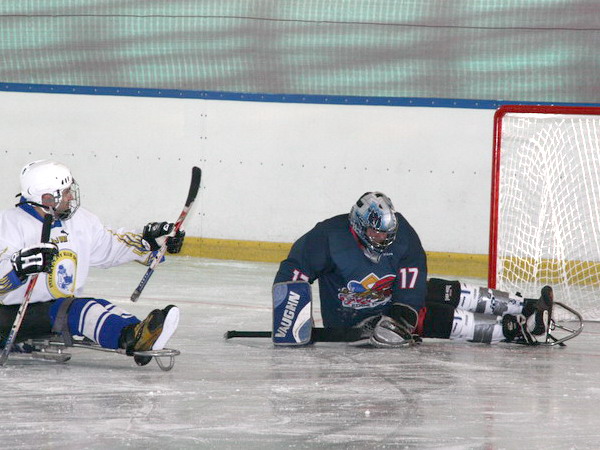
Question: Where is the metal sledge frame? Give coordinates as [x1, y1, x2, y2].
[21, 336, 180, 371]
[540, 301, 584, 347]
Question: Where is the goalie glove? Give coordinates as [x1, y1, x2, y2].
[371, 303, 421, 348]
[356, 303, 421, 348]
[11, 243, 59, 282]
[142, 222, 186, 253]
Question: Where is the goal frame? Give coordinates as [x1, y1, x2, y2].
[488, 104, 600, 289]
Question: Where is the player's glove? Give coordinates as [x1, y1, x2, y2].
[370, 303, 421, 348]
[10, 243, 59, 282]
[142, 222, 186, 253]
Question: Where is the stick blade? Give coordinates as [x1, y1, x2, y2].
[130, 290, 141, 302]
[186, 166, 202, 206]
[224, 330, 272, 339]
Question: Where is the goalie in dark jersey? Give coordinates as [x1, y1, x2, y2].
[274, 191, 553, 347]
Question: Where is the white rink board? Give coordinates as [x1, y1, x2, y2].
[0, 91, 494, 254]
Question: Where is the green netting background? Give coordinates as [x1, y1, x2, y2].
[1, 1, 598, 102]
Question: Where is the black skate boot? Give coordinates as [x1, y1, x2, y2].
[119, 305, 180, 366]
[501, 313, 537, 344]
[523, 286, 554, 337]
[503, 286, 554, 345]
[501, 313, 522, 342]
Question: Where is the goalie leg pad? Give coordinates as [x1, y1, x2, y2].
[272, 281, 313, 346]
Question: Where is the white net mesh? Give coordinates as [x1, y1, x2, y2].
[494, 110, 600, 320]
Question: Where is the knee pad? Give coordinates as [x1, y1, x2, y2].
[426, 278, 461, 307]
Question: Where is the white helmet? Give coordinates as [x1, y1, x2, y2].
[349, 192, 398, 262]
[20, 160, 80, 220]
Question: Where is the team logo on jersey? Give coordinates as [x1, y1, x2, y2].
[47, 249, 77, 297]
[338, 273, 395, 309]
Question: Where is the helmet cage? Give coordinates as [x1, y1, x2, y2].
[45, 180, 80, 220]
[365, 223, 397, 251]
[350, 192, 398, 258]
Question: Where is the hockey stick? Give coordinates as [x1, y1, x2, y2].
[0, 213, 53, 366]
[130, 166, 202, 302]
[224, 328, 364, 342]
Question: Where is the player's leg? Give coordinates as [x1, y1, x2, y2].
[423, 285, 554, 344]
[427, 278, 527, 316]
[0, 302, 54, 346]
[48, 298, 179, 360]
[422, 302, 507, 343]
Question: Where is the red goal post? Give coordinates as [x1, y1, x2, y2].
[489, 104, 600, 318]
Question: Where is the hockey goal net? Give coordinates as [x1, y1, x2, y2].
[489, 105, 600, 320]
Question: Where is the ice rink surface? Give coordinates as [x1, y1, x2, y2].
[2, 256, 600, 449]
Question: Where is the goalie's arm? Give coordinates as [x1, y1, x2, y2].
[274, 225, 331, 284]
[391, 227, 428, 312]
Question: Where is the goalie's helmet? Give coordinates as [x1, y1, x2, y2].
[20, 160, 80, 220]
[349, 191, 398, 262]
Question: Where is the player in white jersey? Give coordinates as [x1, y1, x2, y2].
[0, 160, 184, 366]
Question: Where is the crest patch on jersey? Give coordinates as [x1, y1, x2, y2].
[47, 249, 77, 297]
[338, 272, 395, 309]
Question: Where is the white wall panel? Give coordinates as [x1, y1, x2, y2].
[0, 91, 495, 254]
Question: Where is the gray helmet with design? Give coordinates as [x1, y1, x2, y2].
[349, 192, 398, 262]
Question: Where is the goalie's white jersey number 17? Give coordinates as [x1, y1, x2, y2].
[398, 267, 419, 289]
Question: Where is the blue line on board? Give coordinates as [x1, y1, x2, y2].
[1, 82, 598, 110]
